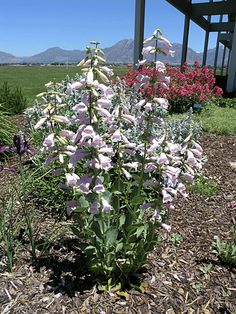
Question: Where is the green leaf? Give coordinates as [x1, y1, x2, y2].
[116, 242, 123, 252]
[119, 214, 126, 228]
[84, 245, 96, 254]
[79, 196, 89, 208]
[70, 226, 81, 238]
[106, 228, 118, 244]
[135, 226, 145, 238]
[91, 220, 103, 238]
[117, 290, 129, 300]
[131, 195, 146, 206]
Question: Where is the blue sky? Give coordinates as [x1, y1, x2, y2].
[0, 0, 217, 56]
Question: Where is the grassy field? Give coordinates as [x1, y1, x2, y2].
[0, 65, 128, 105]
[0, 65, 82, 104]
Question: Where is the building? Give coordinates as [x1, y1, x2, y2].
[134, 0, 236, 93]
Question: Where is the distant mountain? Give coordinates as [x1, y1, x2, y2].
[0, 39, 227, 65]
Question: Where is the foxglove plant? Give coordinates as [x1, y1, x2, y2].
[34, 32, 204, 287]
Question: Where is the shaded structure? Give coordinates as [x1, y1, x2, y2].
[134, 0, 236, 93]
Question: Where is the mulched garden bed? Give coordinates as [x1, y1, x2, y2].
[0, 119, 235, 313]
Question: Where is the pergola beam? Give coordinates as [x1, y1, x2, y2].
[226, 20, 236, 92]
[133, 0, 145, 67]
[191, 1, 236, 16]
[166, 0, 210, 30]
[210, 22, 235, 32]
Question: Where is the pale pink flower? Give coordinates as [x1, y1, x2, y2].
[86, 69, 94, 85]
[187, 150, 197, 167]
[192, 140, 203, 153]
[59, 130, 75, 139]
[169, 50, 175, 57]
[52, 115, 70, 124]
[100, 66, 113, 76]
[159, 35, 172, 47]
[122, 168, 132, 179]
[142, 46, 155, 55]
[66, 200, 77, 216]
[124, 162, 139, 170]
[136, 99, 146, 110]
[97, 98, 111, 109]
[93, 178, 105, 194]
[67, 82, 83, 92]
[154, 97, 169, 109]
[43, 133, 55, 148]
[65, 173, 80, 187]
[177, 183, 188, 198]
[143, 36, 155, 44]
[145, 162, 157, 172]
[111, 129, 121, 142]
[159, 152, 169, 165]
[182, 172, 194, 183]
[69, 150, 87, 168]
[161, 223, 171, 232]
[162, 189, 173, 203]
[122, 114, 135, 124]
[98, 154, 112, 170]
[101, 198, 112, 213]
[137, 59, 147, 67]
[77, 174, 93, 194]
[190, 148, 202, 159]
[144, 102, 152, 112]
[167, 142, 180, 153]
[35, 117, 47, 129]
[155, 61, 166, 72]
[73, 102, 87, 113]
[89, 200, 100, 214]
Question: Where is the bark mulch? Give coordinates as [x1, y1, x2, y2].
[0, 129, 235, 313]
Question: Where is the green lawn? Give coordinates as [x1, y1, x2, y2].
[0, 65, 81, 104]
[0, 65, 129, 105]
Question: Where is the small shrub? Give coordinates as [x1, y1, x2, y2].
[0, 82, 27, 115]
[209, 96, 236, 109]
[213, 227, 236, 266]
[32, 31, 204, 288]
[189, 173, 218, 196]
[122, 62, 223, 113]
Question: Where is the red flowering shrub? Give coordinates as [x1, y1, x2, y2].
[122, 61, 223, 113]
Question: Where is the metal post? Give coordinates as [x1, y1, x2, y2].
[221, 45, 227, 76]
[214, 14, 223, 74]
[133, 0, 145, 68]
[202, 0, 213, 66]
[226, 48, 231, 75]
[181, 1, 191, 67]
[226, 20, 236, 93]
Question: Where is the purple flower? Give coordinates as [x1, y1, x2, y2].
[65, 173, 80, 187]
[66, 200, 77, 216]
[77, 175, 93, 194]
[98, 154, 112, 170]
[101, 198, 112, 213]
[43, 133, 55, 149]
[13, 134, 34, 156]
[89, 200, 100, 214]
[93, 178, 105, 194]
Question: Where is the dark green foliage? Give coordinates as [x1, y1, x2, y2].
[0, 82, 27, 114]
[209, 97, 236, 109]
